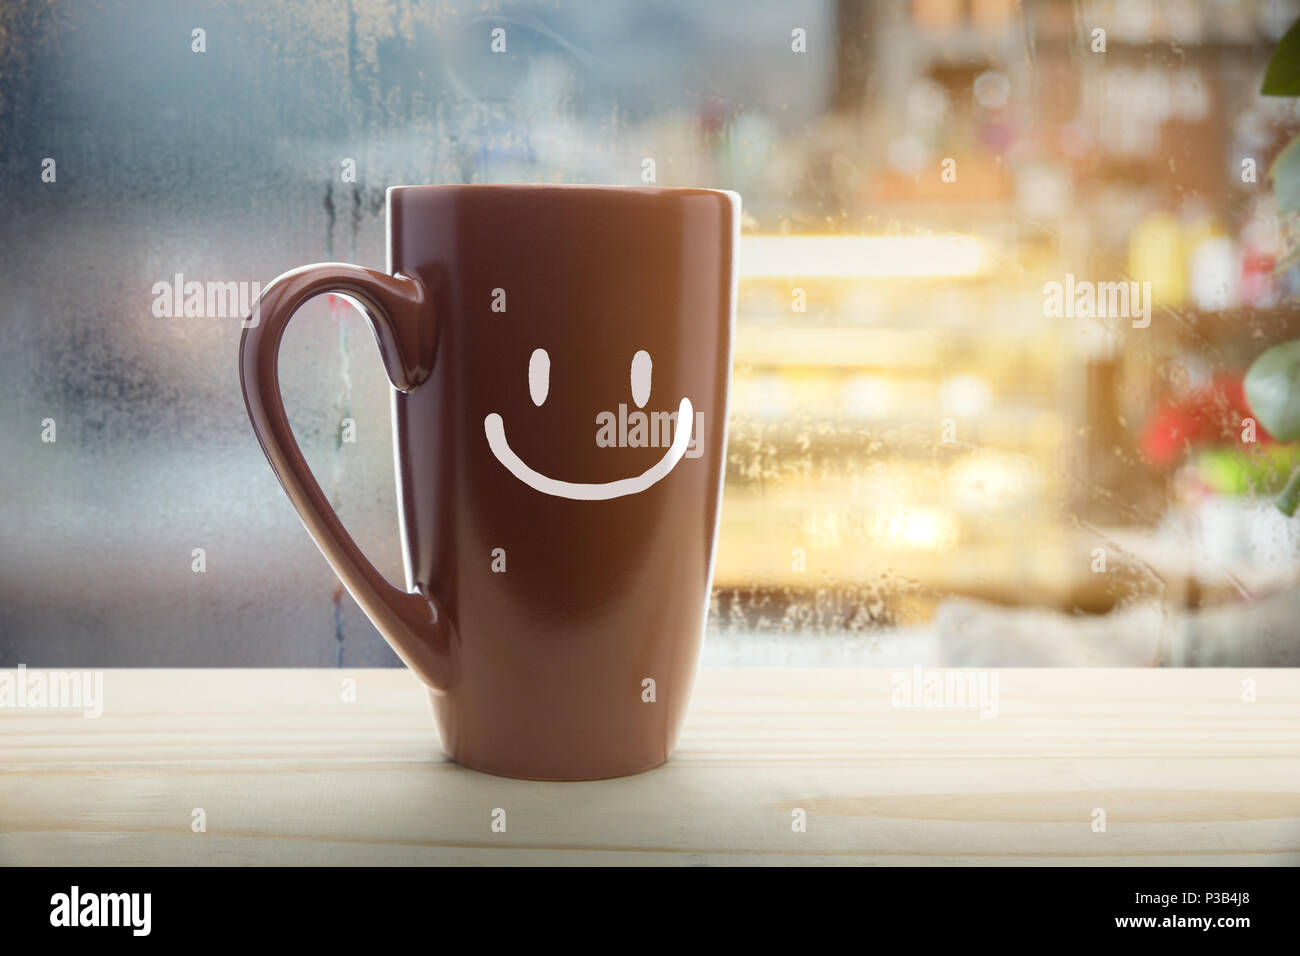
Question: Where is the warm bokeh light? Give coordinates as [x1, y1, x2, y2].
[868, 505, 959, 553]
[739, 234, 990, 279]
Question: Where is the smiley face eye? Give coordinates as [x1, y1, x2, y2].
[630, 350, 652, 408]
[529, 348, 550, 406]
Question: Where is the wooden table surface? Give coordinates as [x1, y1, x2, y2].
[2, 668, 1298, 865]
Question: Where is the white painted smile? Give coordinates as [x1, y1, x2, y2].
[484, 347, 693, 500]
[485, 396, 693, 500]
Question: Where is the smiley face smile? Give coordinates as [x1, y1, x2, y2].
[484, 348, 694, 501]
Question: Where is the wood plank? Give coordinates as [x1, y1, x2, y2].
[1, 668, 1297, 865]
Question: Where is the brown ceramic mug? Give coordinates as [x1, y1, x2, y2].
[240, 184, 738, 779]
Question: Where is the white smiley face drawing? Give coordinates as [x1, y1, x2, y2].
[484, 348, 694, 500]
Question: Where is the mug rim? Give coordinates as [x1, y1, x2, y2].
[388, 183, 739, 203]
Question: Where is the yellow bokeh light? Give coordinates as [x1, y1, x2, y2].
[739, 234, 989, 279]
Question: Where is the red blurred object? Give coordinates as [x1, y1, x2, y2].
[1140, 375, 1273, 467]
[1240, 248, 1278, 310]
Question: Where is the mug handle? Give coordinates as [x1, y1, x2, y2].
[239, 263, 451, 689]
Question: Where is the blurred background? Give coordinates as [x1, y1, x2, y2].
[3, 0, 1300, 668]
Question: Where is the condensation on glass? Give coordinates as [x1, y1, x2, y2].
[1, 0, 1297, 667]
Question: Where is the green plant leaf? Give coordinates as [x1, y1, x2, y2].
[1262, 18, 1300, 94]
[1245, 339, 1300, 441]
[1195, 445, 1300, 496]
[1278, 467, 1300, 517]
[1270, 133, 1300, 212]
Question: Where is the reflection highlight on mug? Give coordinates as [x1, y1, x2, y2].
[484, 348, 699, 501]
